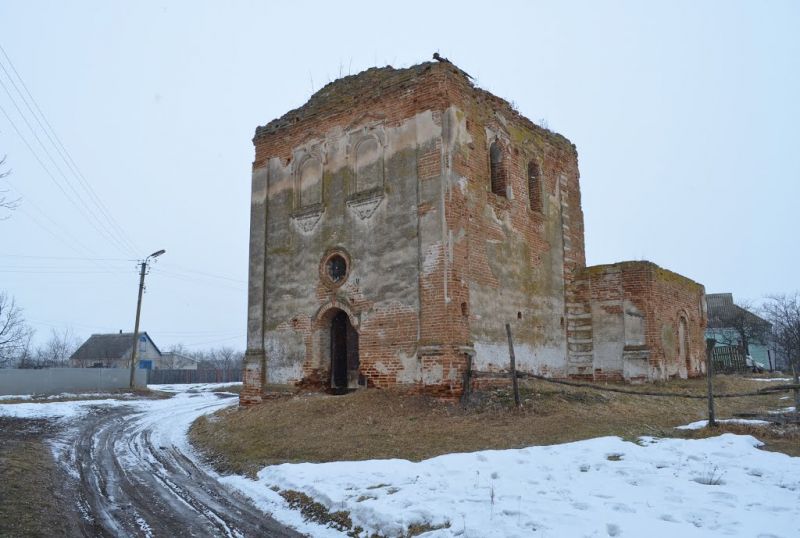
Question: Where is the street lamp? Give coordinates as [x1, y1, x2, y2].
[128, 249, 166, 388]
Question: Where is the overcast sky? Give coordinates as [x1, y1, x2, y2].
[1, 0, 798, 351]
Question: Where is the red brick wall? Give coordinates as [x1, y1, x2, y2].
[581, 262, 706, 382]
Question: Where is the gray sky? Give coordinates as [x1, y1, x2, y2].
[1, 0, 798, 351]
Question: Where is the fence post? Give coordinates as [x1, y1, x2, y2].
[505, 323, 521, 408]
[706, 338, 717, 427]
[792, 360, 800, 414]
[461, 353, 473, 405]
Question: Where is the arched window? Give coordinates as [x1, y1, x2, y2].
[298, 157, 322, 207]
[528, 160, 542, 211]
[355, 137, 382, 192]
[489, 140, 506, 197]
[678, 316, 690, 370]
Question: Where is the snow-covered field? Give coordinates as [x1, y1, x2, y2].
[1, 385, 798, 537]
[229, 434, 800, 538]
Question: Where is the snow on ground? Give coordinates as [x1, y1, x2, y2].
[148, 382, 242, 393]
[769, 406, 797, 414]
[675, 418, 772, 430]
[749, 378, 793, 382]
[0, 398, 132, 419]
[0, 394, 33, 400]
[237, 435, 800, 538]
[0, 392, 133, 401]
[2, 385, 798, 537]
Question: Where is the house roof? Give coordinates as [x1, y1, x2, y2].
[706, 293, 770, 329]
[70, 332, 161, 362]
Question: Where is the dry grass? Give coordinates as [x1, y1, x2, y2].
[0, 418, 79, 537]
[190, 375, 799, 477]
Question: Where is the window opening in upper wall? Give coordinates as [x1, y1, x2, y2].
[489, 140, 507, 197]
[528, 160, 542, 212]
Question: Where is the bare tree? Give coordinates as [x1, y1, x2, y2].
[211, 346, 243, 370]
[187, 346, 243, 370]
[0, 292, 33, 367]
[1, 155, 20, 219]
[160, 343, 192, 369]
[23, 328, 81, 368]
[762, 293, 800, 410]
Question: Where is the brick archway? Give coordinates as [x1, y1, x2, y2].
[311, 302, 360, 390]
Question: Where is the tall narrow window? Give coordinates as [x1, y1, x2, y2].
[528, 160, 542, 211]
[489, 140, 506, 197]
[298, 157, 322, 207]
[679, 316, 690, 371]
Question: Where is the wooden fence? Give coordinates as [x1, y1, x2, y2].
[711, 345, 748, 374]
[146, 368, 242, 385]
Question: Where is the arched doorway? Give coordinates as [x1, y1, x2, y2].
[329, 309, 359, 390]
[678, 316, 690, 375]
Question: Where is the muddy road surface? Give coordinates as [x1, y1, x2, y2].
[59, 391, 302, 537]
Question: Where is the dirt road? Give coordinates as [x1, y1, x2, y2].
[51, 390, 303, 537]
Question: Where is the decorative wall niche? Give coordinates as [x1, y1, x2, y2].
[355, 137, 383, 192]
[297, 155, 323, 208]
[346, 126, 386, 220]
[291, 144, 325, 232]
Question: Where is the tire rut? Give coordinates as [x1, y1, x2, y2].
[68, 403, 302, 537]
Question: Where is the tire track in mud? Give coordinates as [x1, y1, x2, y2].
[68, 396, 302, 537]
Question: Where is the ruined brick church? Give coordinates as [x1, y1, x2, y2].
[241, 59, 707, 405]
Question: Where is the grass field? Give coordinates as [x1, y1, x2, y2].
[189, 375, 799, 477]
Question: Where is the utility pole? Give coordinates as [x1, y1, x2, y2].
[705, 338, 717, 428]
[128, 249, 165, 389]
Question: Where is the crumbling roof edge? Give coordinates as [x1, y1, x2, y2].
[581, 260, 705, 289]
[252, 59, 576, 154]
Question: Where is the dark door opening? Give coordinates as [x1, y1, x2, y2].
[330, 310, 359, 390]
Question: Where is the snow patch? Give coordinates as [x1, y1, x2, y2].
[675, 419, 771, 430]
[0, 399, 131, 419]
[749, 378, 793, 382]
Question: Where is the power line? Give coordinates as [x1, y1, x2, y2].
[0, 98, 133, 258]
[0, 47, 138, 257]
[150, 268, 246, 292]
[0, 44, 140, 256]
[0, 269, 131, 274]
[159, 262, 246, 283]
[3, 176, 125, 273]
[0, 253, 134, 261]
[180, 334, 246, 347]
[9, 198, 109, 261]
[0, 45, 137, 252]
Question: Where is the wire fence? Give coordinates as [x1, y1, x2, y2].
[465, 325, 799, 427]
